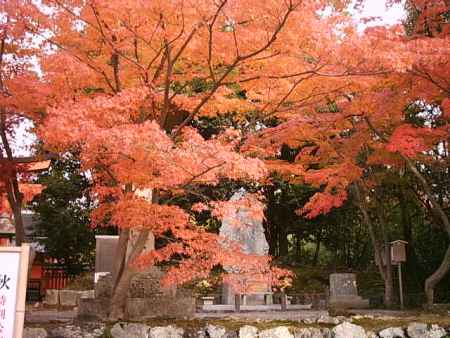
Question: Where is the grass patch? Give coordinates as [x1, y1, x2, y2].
[352, 313, 450, 331]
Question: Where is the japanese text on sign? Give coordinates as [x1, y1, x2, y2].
[0, 252, 20, 338]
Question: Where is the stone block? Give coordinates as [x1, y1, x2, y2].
[80, 290, 95, 299]
[128, 268, 165, 298]
[330, 273, 358, 297]
[126, 291, 196, 320]
[239, 325, 258, 338]
[294, 328, 332, 338]
[329, 273, 369, 309]
[110, 323, 150, 338]
[259, 326, 294, 338]
[332, 322, 366, 338]
[43, 289, 59, 306]
[316, 315, 340, 325]
[206, 324, 226, 338]
[77, 297, 109, 320]
[59, 290, 80, 307]
[378, 327, 405, 338]
[149, 325, 184, 338]
[23, 327, 48, 338]
[95, 274, 113, 299]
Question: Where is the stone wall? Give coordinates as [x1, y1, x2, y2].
[24, 321, 450, 338]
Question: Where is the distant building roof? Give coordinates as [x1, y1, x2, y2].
[17, 160, 51, 172]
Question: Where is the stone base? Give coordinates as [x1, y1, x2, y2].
[329, 296, 369, 309]
[78, 298, 110, 320]
[127, 292, 195, 320]
[78, 268, 195, 320]
[222, 279, 272, 306]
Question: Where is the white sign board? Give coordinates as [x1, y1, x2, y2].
[0, 245, 29, 338]
[0, 252, 20, 338]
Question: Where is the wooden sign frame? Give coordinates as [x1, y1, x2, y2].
[0, 244, 30, 338]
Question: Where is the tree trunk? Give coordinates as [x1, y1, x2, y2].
[10, 198, 25, 245]
[111, 229, 130, 289]
[279, 228, 289, 257]
[404, 160, 450, 306]
[377, 201, 394, 308]
[424, 244, 450, 306]
[383, 239, 394, 307]
[365, 117, 450, 306]
[313, 235, 321, 266]
[0, 116, 26, 246]
[109, 229, 149, 320]
[398, 188, 420, 294]
[352, 183, 394, 307]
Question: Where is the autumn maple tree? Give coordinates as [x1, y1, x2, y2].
[7, 0, 366, 319]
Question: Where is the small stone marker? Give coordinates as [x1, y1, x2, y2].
[94, 235, 119, 283]
[329, 273, 369, 309]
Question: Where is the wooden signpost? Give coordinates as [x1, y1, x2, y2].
[391, 240, 408, 310]
[0, 244, 30, 338]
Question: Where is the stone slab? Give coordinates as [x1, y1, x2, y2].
[329, 273, 369, 309]
[59, 290, 80, 307]
[329, 273, 358, 298]
[43, 289, 59, 306]
[95, 235, 119, 282]
[80, 290, 95, 299]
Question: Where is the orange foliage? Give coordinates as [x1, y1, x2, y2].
[244, 5, 449, 217]
[5, 0, 449, 285]
[14, 0, 353, 285]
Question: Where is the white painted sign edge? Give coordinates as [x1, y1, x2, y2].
[0, 244, 30, 338]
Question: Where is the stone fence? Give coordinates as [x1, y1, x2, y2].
[43, 289, 94, 307]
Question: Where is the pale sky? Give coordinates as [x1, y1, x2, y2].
[354, 0, 405, 27]
[10, 0, 406, 157]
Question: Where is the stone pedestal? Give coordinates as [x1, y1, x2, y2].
[328, 273, 369, 309]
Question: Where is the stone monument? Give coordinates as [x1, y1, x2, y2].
[329, 273, 369, 309]
[94, 235, 119, 283]
[219, 189, 271, 305]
